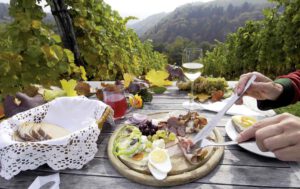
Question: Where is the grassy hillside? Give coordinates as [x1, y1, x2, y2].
[275, 103, 300, 116]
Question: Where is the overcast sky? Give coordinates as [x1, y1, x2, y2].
[0, 0, 214, 20]
[104, 0, 214, 19]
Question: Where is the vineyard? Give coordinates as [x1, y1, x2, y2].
[199, 0, 300, 115]
[0, 0, 167, 97]
[202, 0, 300, 80]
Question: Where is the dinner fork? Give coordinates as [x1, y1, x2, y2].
[189, 138, 255, 151]
[200, 139, 239, 148]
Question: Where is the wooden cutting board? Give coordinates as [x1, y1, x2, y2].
[108, 123, 224, 187]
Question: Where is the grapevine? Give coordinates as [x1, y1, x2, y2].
[202, 0, 300, 79]
[0, 0, 167, 99]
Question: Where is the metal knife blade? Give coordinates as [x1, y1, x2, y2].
[192, 75, 257, 143]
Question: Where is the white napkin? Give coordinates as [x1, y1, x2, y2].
[28, 173, 60, 189]
[201, 96, 276, 117]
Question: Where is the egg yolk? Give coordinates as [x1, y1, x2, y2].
[241, 117, 256, 128]
[150, 149, 167, 163]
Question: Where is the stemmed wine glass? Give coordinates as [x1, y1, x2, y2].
[181, 48, 204, 110]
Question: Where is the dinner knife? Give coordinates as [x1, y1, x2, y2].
[192, 75, 257, 144]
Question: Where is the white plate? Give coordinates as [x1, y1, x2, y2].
[225, 119, 276, 158]
[200, 96, 276, 117]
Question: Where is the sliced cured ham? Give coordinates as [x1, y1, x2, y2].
[178, 137, 209, 165]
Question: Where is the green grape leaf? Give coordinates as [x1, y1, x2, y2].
[51, 34, 62, 43]
[43, 89, 66, 101]
[150, 86, 167, 94]
[41, 45, 59, 61]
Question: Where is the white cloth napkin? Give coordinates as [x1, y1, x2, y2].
[28, 173, 60, 189]
[0, 96, 108, 149]
[201, 96, 276, 117]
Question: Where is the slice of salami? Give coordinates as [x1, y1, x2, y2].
[168, 126, 177, 135]
[177, 126, 186, 137]
[167, 117, 179, 127]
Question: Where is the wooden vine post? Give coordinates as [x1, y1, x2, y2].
[48, 0, 84, 67]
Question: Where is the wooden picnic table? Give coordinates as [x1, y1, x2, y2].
[1, 84, 300, 188]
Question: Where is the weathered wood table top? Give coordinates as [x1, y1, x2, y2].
[1, 85, 300, 188]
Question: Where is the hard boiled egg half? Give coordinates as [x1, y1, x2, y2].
[148, 148, 172, 180]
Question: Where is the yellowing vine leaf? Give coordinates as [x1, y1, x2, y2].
[123, 73, 135, 88]
[41, 45, 59, 61]
[31, 20, 41, 29]
[80, 66, 87, 81]
[60, 79, 78, 96]
[64, 49, 75, 63]
[51, 34, 62, 43]
[145, 69, 172, 87]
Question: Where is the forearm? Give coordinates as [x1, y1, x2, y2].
[279, 70, 300, 102]
[257, 70, 300, 110]
[257, 78, 294, 110]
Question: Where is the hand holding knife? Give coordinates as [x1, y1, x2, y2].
[191, 75, 257, 147]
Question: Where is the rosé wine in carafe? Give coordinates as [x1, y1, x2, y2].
[103, 85, 128, 119]
[105, 94, 127, 119]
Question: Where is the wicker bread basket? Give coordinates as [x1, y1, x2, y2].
[0, 96, 113, 180]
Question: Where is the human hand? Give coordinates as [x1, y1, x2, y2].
[235, 72, 283, 104]
[237, 113, 300, 161]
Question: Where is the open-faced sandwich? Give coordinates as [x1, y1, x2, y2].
[113, 111, 218, 180]
[232, 115, 257, 133]
[177, 77, 232, 102]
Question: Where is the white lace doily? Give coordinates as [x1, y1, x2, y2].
[0, 96, 111, 180]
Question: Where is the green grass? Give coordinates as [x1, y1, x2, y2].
[275, 102, 300, 116]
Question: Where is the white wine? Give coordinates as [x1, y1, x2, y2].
[182, 62, 203, 81]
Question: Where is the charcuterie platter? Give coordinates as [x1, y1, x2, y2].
[108, 111, 224, 186]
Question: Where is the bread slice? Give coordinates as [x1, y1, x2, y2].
[37, 123, 70, 140]
[31, 123, 44, 141]
[12, 131, 25, 142]
[18, 122, 38, 141]
[119, 153, 149, 173]
[17, 122, 70, 141]
[232, 115, 257, 133]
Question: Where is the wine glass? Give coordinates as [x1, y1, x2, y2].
[182, 48, 204, 110]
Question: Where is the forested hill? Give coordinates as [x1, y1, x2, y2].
[141, 0, 272, 46]
[0, 3, 54, 24]
[127, 12, 167, 36]
[0, 3, 10, 22]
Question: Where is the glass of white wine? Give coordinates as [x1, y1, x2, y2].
[182, 48, 203, 110]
